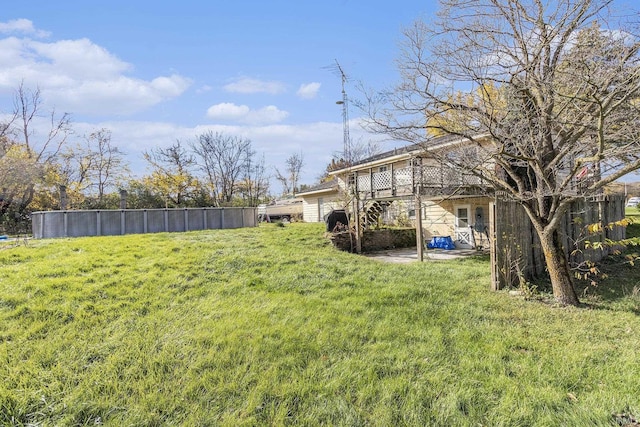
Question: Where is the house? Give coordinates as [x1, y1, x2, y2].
[304, 133, 624, 291]
[315, 134, 494, 249]
[295, 177, 344, 223]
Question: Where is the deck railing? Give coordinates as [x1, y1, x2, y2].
[351, 164, 487, 198]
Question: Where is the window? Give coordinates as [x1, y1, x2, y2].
[407, 200, 425, 220]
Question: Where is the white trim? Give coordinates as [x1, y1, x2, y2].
[297, 187, 338, 197]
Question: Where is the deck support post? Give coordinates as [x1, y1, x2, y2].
[416, 184, 424, 262]
[489, 200, 500, 290]
[353, 197, 362, 254]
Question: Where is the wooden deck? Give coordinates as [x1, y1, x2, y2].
[351, 164, 491, 200]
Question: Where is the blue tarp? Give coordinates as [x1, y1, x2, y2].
[427, 236, 455, 250]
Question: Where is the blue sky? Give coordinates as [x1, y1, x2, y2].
[0, 1, 436, 191]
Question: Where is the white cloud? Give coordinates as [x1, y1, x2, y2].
[296, 82, 321, 99]
[196, 84, 213, 93]
[73, 116, 381, 190]
[150, 75, 190, 97]
[206, 102, 251, 121]
[247, 105, 289, 125]
[206, 102, 289, 125]
[0, 19, 50, 38]
[45, 74, 191, 115]
[0, 30, 191, 115]
[31, 38, 130, 79]
[223, 77, 286, 94]
[104, 119, 347, 184]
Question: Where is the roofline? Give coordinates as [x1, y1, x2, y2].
[327, 150, 417, 176]
[297, 186, 339, 196]
[328, 134, 490, 175]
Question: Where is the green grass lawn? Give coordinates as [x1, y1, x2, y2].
[1, 223, 640, 426]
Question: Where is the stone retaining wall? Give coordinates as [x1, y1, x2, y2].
[329, 228, 416, 253]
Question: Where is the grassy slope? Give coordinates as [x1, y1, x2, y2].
[1, 223, 639, 426]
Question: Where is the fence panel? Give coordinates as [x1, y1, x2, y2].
[67, 211, 97, 237]
[222, 208, 242, 229]
[492, 195, 625, 289]
[124, 210, 145, 234]
[187, 209, 205, 231]
[100, 211, 122, 236]
[167, 210, 185, 233]
[32, 207, 257, 239]
[243, 208, 256, 228]
[146, 210, 166, 234]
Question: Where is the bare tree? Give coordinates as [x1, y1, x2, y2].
[192, 131, 252, 206]
[275, 152, 304, 195]
[365, 0, 640, 305]
[325, 138, 381, 176]
[14, 83, 71, 165]
[89, 129, 126, 202]
[59, 129, 130, 207]
[239, 153, 270, 206]
[0, 83, 72, 221]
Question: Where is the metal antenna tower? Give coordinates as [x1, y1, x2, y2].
[331, 60, 351, 165]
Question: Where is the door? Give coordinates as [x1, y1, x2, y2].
[454, 204, 473, 248]
[317, 197, 324, 222]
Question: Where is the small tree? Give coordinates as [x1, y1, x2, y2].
[366, 0, 640, 305]
[143, 141, 198, 207]
[275, 152, 304, 195]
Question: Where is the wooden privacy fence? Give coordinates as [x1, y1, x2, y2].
[491, 195, 625, 289]
[31, 207, 257, 239]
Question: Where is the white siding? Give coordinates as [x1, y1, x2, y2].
[422, 201, 454, 238]
[301, 193, 343, 222]
[422, 197, 491, 243]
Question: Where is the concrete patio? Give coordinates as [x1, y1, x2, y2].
[363, 247, 489, 264]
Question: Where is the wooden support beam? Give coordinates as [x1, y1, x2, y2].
[416, 185, 424, 262]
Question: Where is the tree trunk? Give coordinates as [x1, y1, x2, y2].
[538, 229, 580, 306]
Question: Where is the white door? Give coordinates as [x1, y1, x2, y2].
[317, 198, 324, 222]
[454, 205, 473, 248]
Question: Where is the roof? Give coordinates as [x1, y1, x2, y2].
[329, 133, 480, 174]
[296, 177, 339, 196]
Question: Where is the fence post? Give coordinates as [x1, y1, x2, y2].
[121, 210, 126, 235]
[489, 200, 500, 291]
[119, 190, 127, 209]
[96, 211, 101, 236]
[203, 208, 208, 229]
